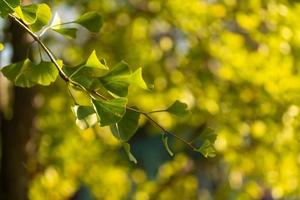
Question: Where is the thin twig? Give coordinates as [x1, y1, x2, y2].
[147, 109, 167, 114]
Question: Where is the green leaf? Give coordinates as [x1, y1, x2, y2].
[123, 143, 137, 164]
[75, 11, 102, 32]
[63, 51, 108, 89]
[85, 50, 108, 70]
[194, 140, 216, 158]
[14, 4, 38, 25]
[72, 105, 98, 130]
[29, 4, 52, 32]
[166, 100, 189, 117]
[14, 4, 52, 32]
[162, 134, 174, 156]
[52, 28, 77, 39]
[92, 97, 127, 126]
[99, 61, 131, 97]
[0, 0, 20, 17]
[193, 128, 217, 158]
[0, 43, 4, 51]
[110, 108, 140, 142]
[129, 68, 148, 89]
[1, 59, 59, 87]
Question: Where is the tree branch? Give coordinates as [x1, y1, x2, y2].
[9, 13, 197, 151]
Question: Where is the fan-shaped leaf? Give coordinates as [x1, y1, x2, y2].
[99, 61, 130, 97]
[72, 105, 98, 130]
[110, 108, 140, 142]
[53, 28, 77, 39]
[92, 97, 127, 126]
[63, 51, 108, 89]
[166, 100, 189, 117]
[0, 0, 20, 17]
[129, 68, 148, 89]
[75, 11, 102, 32]
[1, 59, 59, 87]
[193, 128, 217, 158]
[14, 4, 52, 32]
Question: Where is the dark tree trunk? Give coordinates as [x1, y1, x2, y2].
[0, 17, 37, 200]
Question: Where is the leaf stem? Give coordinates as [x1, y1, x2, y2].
[147, 109, 167, 114]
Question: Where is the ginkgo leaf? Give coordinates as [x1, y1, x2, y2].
[123, 143, 137, 164]
[0, 0, 20, 17]
[52, 28, 77, 39]
[99, 61, 130, 97]
[1, 59, 59, 87]
[14, 4, 52, 32]
[14, 4, 38, 25]
[166, 100, 189, 117]
[50, 12, 61, 29]
[92, 97, 127, 126]
[129, 68, 148, 89]
[110, 108, 140, 142]
[193, 128, 217, 158]
[85, 50, 108, 70]
[194, 140, 216, 158]
[72, 105, 98, 130]
[63, 51, 108, 89]
[75, 11, 102, 32]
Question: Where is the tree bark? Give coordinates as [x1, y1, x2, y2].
[0, 17, 37, 200]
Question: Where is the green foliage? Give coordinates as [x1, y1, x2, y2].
[110, 108, 140, 142]
[99, 61, 131, 97]
[0, 0, 20, 17]
[1, 59, 59, 87]
[92, 97, 127, 126]
[63, 50, 108, 89]
[71, 105, 98, 130]
[0, 1, 208, 166]
[15, 3, 52, 32]
[52, 27, 77, 39]
[193, 128, 217, 158]
[74, 11, 103, 32]
[166, 100, 189, 117]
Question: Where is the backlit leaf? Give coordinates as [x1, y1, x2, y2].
[110, 108, 140, 142]
[75, 11, 102, 32]
[129, 68, 148, 89]
[53, 28, 77, 39]
[29, 4, 51, 32]
[1, 59, 59, 87]
[92, 97, 127, 126]
[193, 128, 217, 158]
[72, 105, 98, 130]
[63, 51, 108, 89]
[99, 61, 130, 97]
[166, 100, 189, 117]
[0, 0, 20, 17]
[14, 3, 52, 32]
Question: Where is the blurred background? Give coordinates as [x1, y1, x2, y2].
[1, 0, 300, 199]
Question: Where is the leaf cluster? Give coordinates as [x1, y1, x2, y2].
[0, 0, 217, 162]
